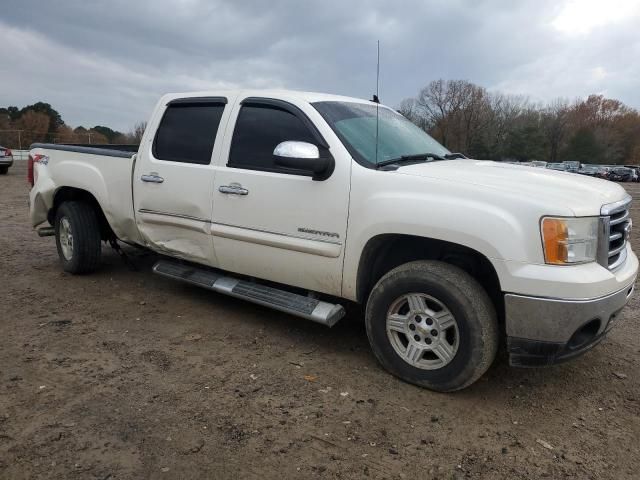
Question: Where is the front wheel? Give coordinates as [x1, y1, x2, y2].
[365, 261, 498, 392]
[54, 201, 102, 274]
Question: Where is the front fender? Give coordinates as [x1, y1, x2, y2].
[341, 168, 572, 300]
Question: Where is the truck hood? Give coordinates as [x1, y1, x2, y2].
[395, 159, 628, 216]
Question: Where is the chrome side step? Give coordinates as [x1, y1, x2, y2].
[152, 260, 345, 327]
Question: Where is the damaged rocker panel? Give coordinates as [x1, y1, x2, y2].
[137, 208, 209, 223]
[137, 209, 210, 233]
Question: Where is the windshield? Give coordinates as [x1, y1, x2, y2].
[313, 101, 449, 167]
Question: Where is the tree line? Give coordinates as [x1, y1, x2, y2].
[399, 79, 640, 165]
[3, 82, 640, 165]
[0, 102, 146, 150]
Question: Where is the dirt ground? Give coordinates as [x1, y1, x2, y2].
[1, 160, 639, 480]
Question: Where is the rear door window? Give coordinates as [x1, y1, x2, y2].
[153, 101, 226, 164]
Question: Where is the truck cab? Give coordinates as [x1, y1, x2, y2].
[134, 92, 352, 297]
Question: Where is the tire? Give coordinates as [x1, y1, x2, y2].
[54, 201, 102, 274]
[365, 260, 498, 392]
[0, 166, 8, 174]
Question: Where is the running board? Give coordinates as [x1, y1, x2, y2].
[152, 260, 345, 327]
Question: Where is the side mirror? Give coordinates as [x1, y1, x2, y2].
[273, 141, 333, 180]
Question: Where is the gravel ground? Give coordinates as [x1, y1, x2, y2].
[1, 161, 639, 479]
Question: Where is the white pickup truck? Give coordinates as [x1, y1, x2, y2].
[28, 89, 637, 391]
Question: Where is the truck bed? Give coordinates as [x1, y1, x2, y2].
[29, 143, 142, 244]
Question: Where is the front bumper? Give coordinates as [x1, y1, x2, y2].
[505, 281, 636, 367]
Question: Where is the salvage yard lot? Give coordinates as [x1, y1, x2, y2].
[1, 161, 639, 479]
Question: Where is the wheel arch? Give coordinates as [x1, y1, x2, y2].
[355, 233, 503, 320]
[49, 187, 114, 240]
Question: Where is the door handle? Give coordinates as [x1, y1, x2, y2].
[219, 184, 249, 195]
[141, 173, 164, 183]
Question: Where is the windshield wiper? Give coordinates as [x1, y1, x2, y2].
[376, 153, 445, 169]
[443, 152, 467, 160]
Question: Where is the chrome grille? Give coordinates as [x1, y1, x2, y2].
[598, 197, 632, 270]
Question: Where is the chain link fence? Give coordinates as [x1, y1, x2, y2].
[10, 150, 30, 160]
[0, 129, 100, 151]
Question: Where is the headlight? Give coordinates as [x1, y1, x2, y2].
[541, 217, 599, 265]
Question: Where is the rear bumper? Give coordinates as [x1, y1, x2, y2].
[0, 157, 13, 166]
[506, 280, 636, 367]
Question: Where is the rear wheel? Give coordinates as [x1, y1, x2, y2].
[0, 166, 8, 174]
[365, 260, 498, 392]
[54, 201, 102, 274]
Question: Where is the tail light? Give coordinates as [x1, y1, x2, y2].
[28, 154, 49, 187]
[5, 148, 11, 157]
[28, 154, 34, 186]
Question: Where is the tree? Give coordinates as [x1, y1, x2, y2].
[504, 111, 546, 161]
[415, 79, 458, 146]
[398, 98, 423, 126]
[16, 111, 50, 146]
[561, 128, 603, 163]
[86, 129, 108, 144]
[19, 102, 64, 134]
[399, 81, 640, 164]
[112, 133, 131, 144]
[541, 99, 570, 162]
[1, 101, 140, 148]
[412, 79, 494, 154]
[130, 122, 147, 143]
[93, 125, 123, 143]
[613, 111, 640, 165]
[8, 106, 19, 121]
[54, 125, 78, 143]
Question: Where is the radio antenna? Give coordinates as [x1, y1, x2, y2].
[374, 40, 380, 164]
[375, 40, 380, 102]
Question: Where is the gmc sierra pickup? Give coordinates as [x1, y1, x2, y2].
[28, 89, 638, 391]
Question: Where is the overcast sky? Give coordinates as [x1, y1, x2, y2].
[1, 0, 639, 132]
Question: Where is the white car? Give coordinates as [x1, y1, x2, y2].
[27, 89, 637, 391]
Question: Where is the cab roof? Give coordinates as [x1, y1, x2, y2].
[161, 89, 378, 107]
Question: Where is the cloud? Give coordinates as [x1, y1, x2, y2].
[0, 0, 638, 131]
[551, 0, 640, 35]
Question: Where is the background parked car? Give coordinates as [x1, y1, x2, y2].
[609, 166, 633, 182]
[578, 165, 599, 176]
[624, 166, 640, 182]
[0, 145, 13, 174]
[530, 160, 547, 168]
[546, 162, 566, 171]
[594, 166, 611, 179]
[562, 160, 580, 173]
